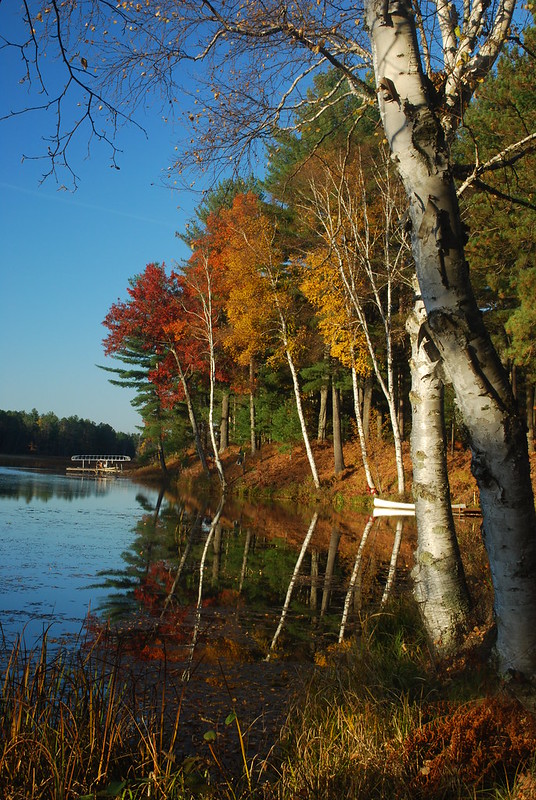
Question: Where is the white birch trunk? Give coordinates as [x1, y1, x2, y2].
[407, 291, 471, 653]
[183, 496, 225, 681]
[208, 343, 226, 490]
[366, 0, 536, 675]
[351, 363, 376, 492]
[339, 515, 375, 642]
[266, 511, 319, 659]
[286, 346, 321, 490]
[169, 346, 209, 476]
[249, 357, 256, 454]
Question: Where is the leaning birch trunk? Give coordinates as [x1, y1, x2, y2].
[208, 345, 226, 490]
[238, 528, 252, 594]
[170, 346, 209, 476]
[183, 495, 225, 681]
[266, 511, 319, 659]
[351, 363, 376, 492]
[339, 515, 375, 642]
[407, 290, 470, 653]
[161, 509, 203, 617]
[366, 0, 536, 675]
[332, 379, 345, 476]
[286, 347, 321, 489]
[381, 519, 403, 608]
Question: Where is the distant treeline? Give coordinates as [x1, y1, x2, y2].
[0, 409, 138, 457]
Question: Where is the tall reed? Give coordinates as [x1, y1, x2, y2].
[0, 628, 188, 799]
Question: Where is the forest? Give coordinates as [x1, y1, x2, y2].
[103, 29, 535, 488]
[99, 8, 536, 677]
[0, 408, 138, 457]
[2, 0, 536, 797]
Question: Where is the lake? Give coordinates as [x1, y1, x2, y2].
[0, 465, 416, 662]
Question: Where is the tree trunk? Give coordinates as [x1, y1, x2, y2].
[286, 348, 321, 489]
[332, 379, 345, 476]
[238, 528, 251, 594]
[321, 525, 341, 617]
[267, 512, 319, 659]
[208, 347, 226, 490]
[339, 516, 375, 642]
[317, 382, 329, 442]
[157, 436, 168, 476]
[366, 0, 536, 675]
[351, 364, 376, 491]
[381, 519, 403, 608]
[310, 549, 319, 611]
[527, 383, 535, 454]
[249, 357, 257, 455]
[362, 375, 373, 440]
[407, 290, 471, 654]
[184, 495, 225, 680]
[219, 388, 230, 453]
[212, 521, 222, 584]
[170, 346, 209, 476]
[397, 365, 405, 440]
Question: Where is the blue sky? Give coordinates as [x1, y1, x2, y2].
[0, 6, 202, 434]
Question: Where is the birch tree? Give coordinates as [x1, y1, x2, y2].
[176, 246, 227, 490]
[407, 285, 471, 652]
[9, 0, 536, 674]
[301, 249, 377, 491]
[300, 144, 411, 493]
[365, 0, 536, 675]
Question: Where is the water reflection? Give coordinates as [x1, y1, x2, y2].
[0, 468, 163, 650]
[0, 466, 124, 503]
[0, 467, 418, 662]
[94, 491, 416, 665]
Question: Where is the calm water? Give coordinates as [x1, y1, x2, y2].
[0, 466, 415, 660]
[0, 467, 163, 648]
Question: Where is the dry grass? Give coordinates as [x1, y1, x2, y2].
[270, 605, 536, 800]
[2, 609, 536, 800]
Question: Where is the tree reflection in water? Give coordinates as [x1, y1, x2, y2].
[93, 489, 416, 667]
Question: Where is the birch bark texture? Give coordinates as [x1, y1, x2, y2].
[365, 0, 536, 675]
[407, 288, 471, 653]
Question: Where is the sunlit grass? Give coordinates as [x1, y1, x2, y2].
[272, 603, 536, 800]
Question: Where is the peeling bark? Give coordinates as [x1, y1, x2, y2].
[366, 0, 536, 675]
[407, 289, 471, 654]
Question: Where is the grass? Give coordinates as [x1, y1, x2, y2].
[1, 606, 536, 800]
[273, 604, 536, 800]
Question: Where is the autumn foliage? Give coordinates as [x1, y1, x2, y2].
[402, 695, 536, 796]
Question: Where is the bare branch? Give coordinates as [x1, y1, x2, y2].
[457, 131, 536, 197]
